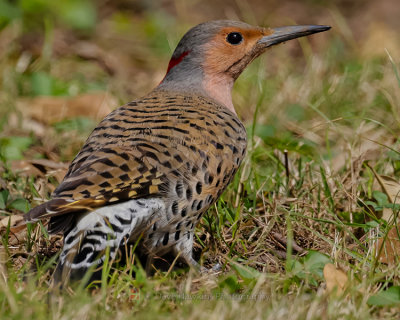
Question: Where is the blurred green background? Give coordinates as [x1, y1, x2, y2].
[1, 1, 400, 319]
[1, 0, 400, 201]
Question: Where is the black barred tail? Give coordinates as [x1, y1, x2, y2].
[51, 198, 164, 286]
[53, 228, 116, 286]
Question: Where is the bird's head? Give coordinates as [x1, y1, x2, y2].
[157, 20, 330, 113]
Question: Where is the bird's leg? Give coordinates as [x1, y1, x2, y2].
[145, 254, 155, 275]
[172, 231, 215, 273]
[173, 231, 200, 268]
[174, 231, 222, 274]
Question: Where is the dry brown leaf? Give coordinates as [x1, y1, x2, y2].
[376, 227, 400, 265]
[323, 263, 348, 295]
[11, 159, 69, 184]
[30, 159, 69, 170]
[30, 159, 68, 183]
[8, 229, 27, 246]
[375, 175, 400, 204]
[11, 160, 44, 177]
[16, 92, 117, 124]
[4, 215, 29, 246]
[367, 164, 400, 221]
[0, 215, 24, 231]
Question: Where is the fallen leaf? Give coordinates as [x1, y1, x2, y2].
[16, 92, 117, 124]
[11, 159, 68, 184]
[376, 227, 400, 265]
[30, 159, 68, 183]
[323, 263, 348, 295]
[367, 164, 400, 221]
[11, 160, 44, 177]
[30, 159, 69, 170]
[375, 175, 400, 204]
[0, 215, 24, 231]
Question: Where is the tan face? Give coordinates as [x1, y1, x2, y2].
[203, 26, 274, 78]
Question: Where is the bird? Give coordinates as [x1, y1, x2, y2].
[24, 20, 330, 285]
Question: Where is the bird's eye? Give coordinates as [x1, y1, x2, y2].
[226, 32, 243, 45]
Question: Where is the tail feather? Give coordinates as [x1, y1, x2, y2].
[24, 199, 73, 222]
[24, 198, 106, 234]
[24, 202, 48, 222]
[52, 198, 163, 286]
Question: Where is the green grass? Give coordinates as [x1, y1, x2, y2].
[1, 1, 400, 319]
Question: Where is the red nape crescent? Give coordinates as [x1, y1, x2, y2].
[166, 51, 191, 74]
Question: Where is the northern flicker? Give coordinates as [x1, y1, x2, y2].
[24, 20, 330, 284]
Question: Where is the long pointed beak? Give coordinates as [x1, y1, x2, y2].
[258, 25, 331, 48]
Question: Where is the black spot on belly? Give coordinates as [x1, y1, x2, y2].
[181, 207, 187, 217]
[176, 181, 183, 197]
[196, 200, 203, 211]
[162, 232, 169, 245]
[171, 201, 178, 215]
[204, 172, 209, 184]
[191, 200, 198, 210]
[175, 230, 181, 241]
[186, 187, 193, 201]
[196, 182, 202, 194]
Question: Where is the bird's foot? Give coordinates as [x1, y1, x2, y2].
[199, 262, 222, 274]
